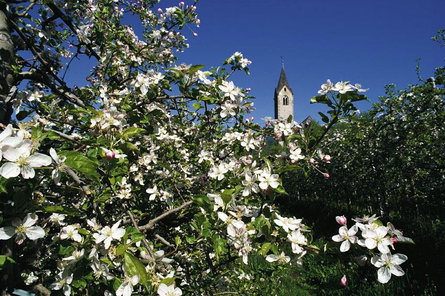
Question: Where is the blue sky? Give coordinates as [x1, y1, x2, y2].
[174, 0, 445, 123]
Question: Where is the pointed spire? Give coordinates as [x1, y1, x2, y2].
[276, 64, 293, 94]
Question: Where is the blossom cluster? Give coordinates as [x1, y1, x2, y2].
[318, 79, 367, 95]
[332, 215, 411, 284]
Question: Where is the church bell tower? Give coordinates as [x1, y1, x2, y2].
[274, 66, 294, 120]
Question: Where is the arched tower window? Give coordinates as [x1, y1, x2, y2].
[282, 95, 289, 105]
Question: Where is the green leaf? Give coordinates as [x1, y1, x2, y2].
[59, 151, 99, 182]
[113, 278, 122, 291]
[310, 95, 328, 104]
[185, 236, 195, 244]
[131, 232, 145, 243]
[192, 102, 202, 110]
[274, 185, 288, 195]
[260, 243, 271, 256]
[0, 255, 15, 269]
[43, 205, 81, 216]
[124, 252, 149, 284]
[160, 277, 177, 286]
[189, 65, 205, 75]
[116, 244, 128, 256]
[122, 127, 146, 140]
[120, 142, 139, 153]
[318, 112, 329, 123]
[213, 235, 225, 256]
[221, 189, 235, 204]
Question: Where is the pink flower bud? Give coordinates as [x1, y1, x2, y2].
[323, 154, 331, 163]
[392, 237, 398, 243]
[340, 275, 347, 286]
[336, 215, 347, 225]
[105, 150, 116, 159]
[190, 5, 196, 11]
[308, 158, 315, 164]
[179, 2, 184, 8]
[193, 32, 198, 37]
[157, 8, 163, 13]
[291, 159, 296, 164]
[295, 127, 300, 133]
[323, 173, 330, 179]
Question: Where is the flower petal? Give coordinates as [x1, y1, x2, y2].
[28, 153, 52, 167]
[25, 226, 45, 240]
[365, 238, 377, 250]
[21, 165, 35, 179]
[340, 240, 350, 252]
[391, 253, 408, 265]
[49, 148, 59, 163]
[332, 234, 343, 242]
[390, 265, 405, 277]
[23, 213, 38, 227]
[0, 162, 20, 178]
[0, 125, 13, 142]
[377, 267, 391, 284]
[0, 226, 15, 240]
[370, 255, 384, 268]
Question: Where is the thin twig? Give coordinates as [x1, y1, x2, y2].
[126, 210, 155, 260]
[65, 166, 91, 195]
[139, 200, 193, 231]
[155, 234, 174, 247]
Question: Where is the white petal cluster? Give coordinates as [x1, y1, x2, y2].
[93, 220, 126, 249]
[332, 215, 410, 284]
[0, 126, 51, 179]
[0, 213, 45, 243]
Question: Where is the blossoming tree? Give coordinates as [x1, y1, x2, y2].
[0, 1, 411, 295]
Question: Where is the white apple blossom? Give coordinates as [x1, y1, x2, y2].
[50, 272, 73, 296]
[93, 220, 125, 249]
[0, 124, 13, 160]
[333, 81, 354, 94]
[274, 213, 302, 233]
[220, 103, 237, 118]
[116, 274, 139, 296]
[332, 225, 358, 252]
[287, 230, 307, 254]
[289, 147, 304, 162]
[49, 148, 66, 185]
[371, 253, 408, 284]
[0, 213, 45, 243]
[318, 79, 334, 94]
[146, 185, 160, 200]
[62, 249, 85, 263]
[266, 252, 290, 264]
[257, 168, 279, 190]
[0, 140, 51, 179]
[208, 163, 228, 180]
[241, 170, 260, 197]
[60, 225, 83, 243]
[362, 226, 392, 254]
[219, 81, 242, 101]
[49, 213, 66, 226]
[157, 283, 182, 296]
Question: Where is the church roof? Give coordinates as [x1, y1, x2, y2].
[275, 66, 293, 95]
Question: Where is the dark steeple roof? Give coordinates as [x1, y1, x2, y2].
[275, 66, 293, 95]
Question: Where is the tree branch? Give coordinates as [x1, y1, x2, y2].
[139, 200, 193, 231]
